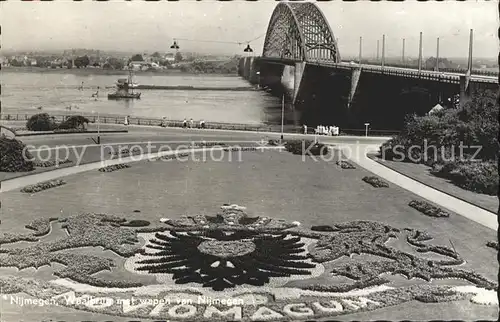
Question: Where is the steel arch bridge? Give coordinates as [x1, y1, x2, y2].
[262, 2, 340, 63]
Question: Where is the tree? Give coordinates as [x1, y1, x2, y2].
[26, 113, 58, 131]
[9, 59, 23, 67]
[103, 57, 124, 70]
[74, 55, 90, 68]
[151, 52, 162, 58]
[131, 54, 144, 61]
[175, 51, 183, 63]
[58, 116, 90, 130]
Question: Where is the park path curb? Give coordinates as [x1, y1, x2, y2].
[332, 143, 498, 231]
[0, 146, 284, 193]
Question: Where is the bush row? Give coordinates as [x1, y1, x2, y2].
[408, 200, 450, 218]
[26, 114, 90, 132]
[21, 179, 66, 193]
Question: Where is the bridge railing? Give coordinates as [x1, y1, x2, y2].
[339, 60, 499, 76]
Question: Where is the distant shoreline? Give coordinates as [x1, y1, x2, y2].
[1, 66, 239, 77]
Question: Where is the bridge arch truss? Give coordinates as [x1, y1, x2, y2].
[262, 2, 341, 63]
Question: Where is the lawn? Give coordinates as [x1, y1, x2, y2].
[368, 154, 499, 214]
[0, 149, 497, 321]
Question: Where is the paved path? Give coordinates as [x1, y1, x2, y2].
[335, 143, 498, 231]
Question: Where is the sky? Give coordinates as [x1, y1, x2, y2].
[1, 0, 498, 59]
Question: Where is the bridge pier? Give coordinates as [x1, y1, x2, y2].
[459, 75, 472, 109]
[348, 67, 362, 109]
[293, 62, 306, 105]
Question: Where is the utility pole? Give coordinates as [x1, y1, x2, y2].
[376, 40, 380, 61]
[418, 32, 423, 73]
[358, 36, 362, 64]
[402, 38, 405, 66]
[436, 37, 440, 72]
[381, 34, 385, 68]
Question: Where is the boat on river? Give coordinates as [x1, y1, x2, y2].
[108, 69, 141, 100]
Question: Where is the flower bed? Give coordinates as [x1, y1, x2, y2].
[192, 142, 228, 147]
[222, 146, 257, 152]
[33, 158, 73, 168]
[0, 213, 167, 288]
[0, 218, 57, 245]
[20, 179, 66, 193]
[98, 163, 131, 172]
[408, 200, 451, 218]
[284, 140, 328, 156]
[53, 128, 87, 133]
[486, 241, 498, 250]
[362, 176, 389, 188]
[110, 147, 143, 157]
[156, 153, 190, 161]
[336, 160, 356, 169]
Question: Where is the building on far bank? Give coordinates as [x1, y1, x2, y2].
[164, 53, 175, 63]
[130, 61, 150, 71]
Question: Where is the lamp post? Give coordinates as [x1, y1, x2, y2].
[418, 32, 423, 73]
[92, 110, 100, 144]
[381, 34, 385, 68]
[280, 94, 284, 141]
[364, 123, 370, 137]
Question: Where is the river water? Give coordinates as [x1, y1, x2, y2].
[1, 71, 284, 124]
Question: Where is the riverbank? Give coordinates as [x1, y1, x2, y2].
[2, 66, 238, 77]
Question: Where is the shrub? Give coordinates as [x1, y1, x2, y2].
[409, 200, 450, 218]
[58, 116, 90, 130]
[379, 89, 498, 196]
[26, 113, 58, 131]
[0, 137, 34, 172]
[284, 140, 328, 156]
[430, 161, 498, 196]
[362, 176, 389, 188]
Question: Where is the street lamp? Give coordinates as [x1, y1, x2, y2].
[364, 123, 370, 137]
[170, 40, 180, 50]
[92, 110, 100, 144]
[280, 94, 285, 141]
